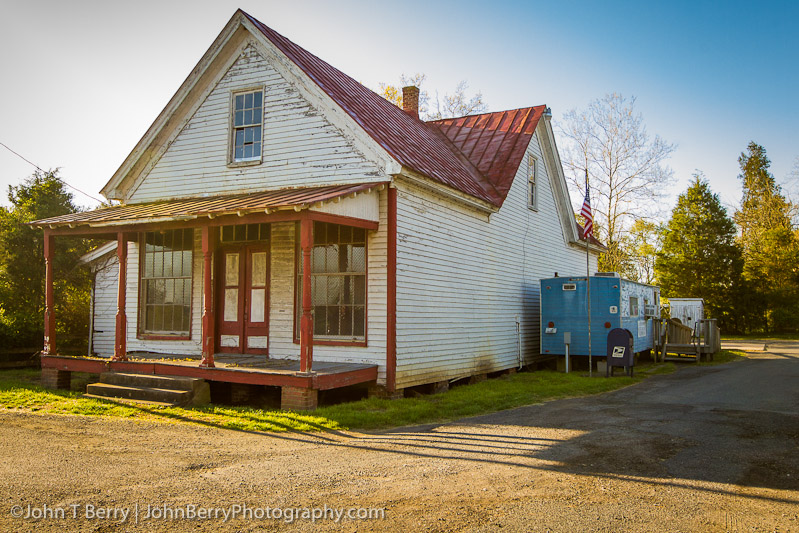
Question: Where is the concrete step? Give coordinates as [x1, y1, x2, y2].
[99, 372, 199, 391]
[86, 383, 192, 406]
[82, 394, 176, 408]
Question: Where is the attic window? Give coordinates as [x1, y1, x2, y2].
[527, 154, 538, 210]
[231, 90, 263, 163]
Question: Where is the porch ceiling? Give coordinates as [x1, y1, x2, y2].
[31, 182, 386, 230]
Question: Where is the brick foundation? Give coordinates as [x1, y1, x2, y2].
[281, 386, 318, 411]
[367, 384, 405, 400]
[41, 368, 71, 389]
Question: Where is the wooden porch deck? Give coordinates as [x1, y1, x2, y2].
[41, 353, 378, 391]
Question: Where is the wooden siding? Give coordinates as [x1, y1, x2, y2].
[128, 45, 386, 203]
[314, 189, 379, 222]
[89, 254, 118, 357]
[395, 132, 598, 389]
[268, 190, 389, 380]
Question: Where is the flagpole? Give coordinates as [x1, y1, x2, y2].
[585, 170, 592, 377]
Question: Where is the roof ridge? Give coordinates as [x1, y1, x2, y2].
[426, 106, 544, 124]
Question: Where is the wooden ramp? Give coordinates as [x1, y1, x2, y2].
[656, 319, 721, 363]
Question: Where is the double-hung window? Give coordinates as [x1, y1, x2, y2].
[232, 89, 263, 162]
[629, 296, 639, 317]
[140, 229, 194, 336]
[527, 154, 538, 210]
[297, 222, 367, 341]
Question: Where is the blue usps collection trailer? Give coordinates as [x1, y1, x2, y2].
[540, 274, 661, 358]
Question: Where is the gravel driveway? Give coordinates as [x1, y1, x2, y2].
[1, 340, 797, 532]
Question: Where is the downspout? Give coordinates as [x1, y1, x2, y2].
[516, 315, 522, 369]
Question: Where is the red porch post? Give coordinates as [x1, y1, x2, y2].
[299, 217, 314, 373]
[200, 225, 216, 368]
[113, 232, 128, 361]
[43, 230, 56, 355]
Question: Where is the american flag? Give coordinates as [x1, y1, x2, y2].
[580, 188, 593, 239]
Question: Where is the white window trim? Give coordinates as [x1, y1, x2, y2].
[527, 154, 538, 211]
[228, 87, 265, 167]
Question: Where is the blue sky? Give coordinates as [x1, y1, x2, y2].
[0, 0, 796, 213]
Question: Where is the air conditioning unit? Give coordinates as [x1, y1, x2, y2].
[594, 272, 620, 278]
[644, 304, 657, 317]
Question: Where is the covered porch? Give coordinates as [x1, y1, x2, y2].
[32, 182, 393, 410]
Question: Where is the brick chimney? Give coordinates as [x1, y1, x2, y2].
[402, 86, 419, 119]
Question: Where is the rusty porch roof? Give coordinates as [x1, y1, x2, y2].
[31, 183, 383, 228]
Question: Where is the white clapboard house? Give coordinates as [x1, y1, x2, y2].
[33, 10, 602, 409]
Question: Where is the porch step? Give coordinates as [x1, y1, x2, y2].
[86, 383, 192, 405]
[99, 372, 198, 391]
[85, 372, 210, 406]
[82, 394, 176, 408]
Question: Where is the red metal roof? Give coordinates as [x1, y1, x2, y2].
[32, 183, 382, 228]
[428, 107, 545, 201]
[242, 11, 506, 206]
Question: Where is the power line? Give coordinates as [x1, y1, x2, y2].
[0, 141, 104, 204]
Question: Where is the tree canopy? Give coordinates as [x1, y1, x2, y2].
[655, 175, 743, 331]
[0, 170, 92, 351]
[733, 142, 799, 332]
[559, 93, 675, 273]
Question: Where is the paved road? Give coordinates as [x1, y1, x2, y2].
[0, 340, 797, 531]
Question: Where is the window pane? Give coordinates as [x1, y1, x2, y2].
[224, 289, 238, 322]
[354, 307, 365, 337]
[326, 306, 339, 336]
[244, 109, 252, 126]
[225, 253, 239, 286]
[254, 108, 262, 124]
[253, 141, 261, 157]
[222, 225, 234, 242]
[182, 250, 192, 276]
[351, 245, 365, 272]
[253, 91, 262, 105]
[353, 275, 365, 305]
[250, 288, 265, 323]
[235, 94, 244, 110]
[252, 252, 267, 286]
[235, 146, 244, 160]
[312, 276, 327, 306]
[234, 225, 246, 241]
[245, 92, 253, 108]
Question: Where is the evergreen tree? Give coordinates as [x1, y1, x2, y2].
[734, 142, 799, 332]
[0, 170, 92, 351]
[656, 175, 743, 331]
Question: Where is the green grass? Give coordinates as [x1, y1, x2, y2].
[0, 369, 340, 432]
[314, 370, 646, 430]
[0, 357, 722, 433]
[698, 349, 746, 366]
[722, 333, 799, 340]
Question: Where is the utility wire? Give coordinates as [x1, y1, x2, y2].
[0, 141, 104, 204]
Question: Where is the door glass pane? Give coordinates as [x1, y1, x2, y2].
[224, 288, 238, 322]
[225, 253, 239, 286]
[251, 252, 267, 287]
[250, 288, 265, 323]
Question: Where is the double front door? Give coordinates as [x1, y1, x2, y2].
[216, 245, 269, 354]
